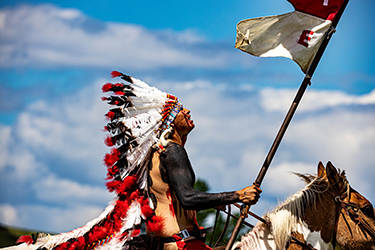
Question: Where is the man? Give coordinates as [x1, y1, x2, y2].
[147, 107, 261, 250]
[12, 72, 260, 250]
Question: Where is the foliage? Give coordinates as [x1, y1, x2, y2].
[194, 179, 251, 247]
[0, 223, 46, 247]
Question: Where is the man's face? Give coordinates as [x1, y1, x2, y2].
[172, 108, 195, 135]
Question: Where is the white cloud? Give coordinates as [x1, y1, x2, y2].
[0, 125, 11, 169]
[8, 147, 47, 181]
[10, 79, 110, 180]
[0, 4, 235, 70]
[8, 204, 107, 233]
[33, 174, 113, 206]
[0, 204, 18, 226]
[260, 88, 375, 113]
[262, 162, 315, 197]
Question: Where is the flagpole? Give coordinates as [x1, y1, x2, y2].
[225, 1, 349, 249]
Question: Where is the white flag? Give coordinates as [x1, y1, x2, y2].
[235, 0, 345, 73]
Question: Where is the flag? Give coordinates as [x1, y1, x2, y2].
[235, 0, 345, 73]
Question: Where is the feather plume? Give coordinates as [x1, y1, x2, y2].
[145, 216, 165, 233]
[140, 199, 154, 219]
[102, 83, 113, 93]
[123, 201, 142, 230]
[110, 71, 122, 78]
[16, 235, 33, 245]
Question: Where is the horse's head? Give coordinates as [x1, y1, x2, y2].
[232, 162, 375, 250]
[268, 161, 375, 250]
[294, 162, 375, 249]
[319, 161, 375, 250]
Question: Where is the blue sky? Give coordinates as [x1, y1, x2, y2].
[0, 0, 374, 233]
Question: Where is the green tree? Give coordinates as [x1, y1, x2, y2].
[194, 179, 251, 247]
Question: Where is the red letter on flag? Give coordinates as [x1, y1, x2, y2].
[298, 30, 314, 47]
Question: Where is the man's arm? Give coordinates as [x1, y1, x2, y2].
[160, 142, 260, 211]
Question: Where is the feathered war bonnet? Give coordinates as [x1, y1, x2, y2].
[99, 71, 183, 237]
[16, 71, 182, 250]
[102, 70, 183, 190]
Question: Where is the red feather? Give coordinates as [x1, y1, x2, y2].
[141, 204, 154, 219]
[113, 83, 123, 88]
[102, 83, 113, 92]
[115, 199, 129, 213]
[103, 148, 120, 167]
[113, 201, 129, 230]
[111, 71, 122, 78]
[119, 231, 129, 241]
[106, 165, 119, 179]
[57, 242, 69, 250]
[131, 229, 141, 237]
[115, 182, 126, 195]
[123, 175, 137, 190]
[16, 235, 33, 245]
[54, 245, 62, 250]
[103, 153, 116, 167]
[106, 148, 120, 167]
[116, 175, 136, 195]
[130, 190, 140, 201]
[67, 239, 83, 250]
[74, 237, 86, 250]
[113, 215, 123, 230]
[103, 220, 113, 233]
[86, 231, 96, 245]
[105, 111, 115, 121]
[111, 148, 121, 157]
[141, 205, 154, 218]
[92, 226, 108, 241]
[146, 216, 165, 233]
[105, 180, 121, 192]
[104, 136, 114, 147]
[140, 198, 154, 219]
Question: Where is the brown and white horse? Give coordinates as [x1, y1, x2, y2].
[231, 161, 375, 250]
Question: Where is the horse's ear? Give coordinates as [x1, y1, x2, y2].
[326, 161, 343, 193]
[317, 161, 326, 178]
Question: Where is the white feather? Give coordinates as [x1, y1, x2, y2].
[123, 201, 142, 230]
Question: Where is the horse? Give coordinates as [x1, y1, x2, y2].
[226, 161, 375, 250]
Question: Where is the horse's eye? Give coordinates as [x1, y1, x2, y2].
[360, 204, 375, 219]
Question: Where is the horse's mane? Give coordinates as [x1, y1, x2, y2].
[263, 170, 348, 250]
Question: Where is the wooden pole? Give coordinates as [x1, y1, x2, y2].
[225, 1, 349, 249]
